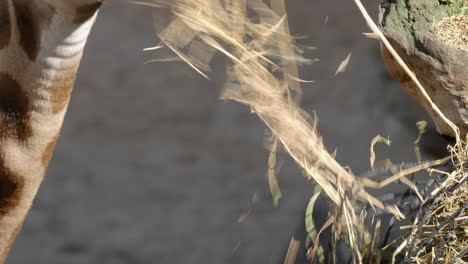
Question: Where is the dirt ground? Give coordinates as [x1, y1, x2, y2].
[7, 0, 450, 263]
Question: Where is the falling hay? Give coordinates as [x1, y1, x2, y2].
[268, 137, 282, 207]
[284, 237, 300, 264]
[134, 0, 468, 262]
[369, 135, 392, 169]
[141, 0, 397, 214]
[305, 187, 325, 263]
[334, 52, 352, 76]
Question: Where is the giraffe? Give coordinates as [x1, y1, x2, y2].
[0, 0, 103, 262]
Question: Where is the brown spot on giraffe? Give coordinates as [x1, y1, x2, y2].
[0, 73, 32, 141]
[41, 134, 59, 167]
[0, 157, 24, 217]
[12, 0, 43, 61]
[73, 2, 102, 24]
[0, 0, 11, 49]
[49, 63, 80, 114]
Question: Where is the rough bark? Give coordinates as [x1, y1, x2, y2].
[379, 0, 467, 137]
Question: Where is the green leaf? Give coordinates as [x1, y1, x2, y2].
[305, 186, 324, 263]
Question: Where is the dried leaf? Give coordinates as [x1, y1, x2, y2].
[334, 52, 352, 76]
[237, 207, 252, 223]
[144, 57, 183, 63]
[370, 135, 392, 169]
[284, 237, 300, 264]
[143, 45, 164, 51]
[268, 138, 282, 207]
[363, 32, 379, 39]
[413, 120, 427, 162]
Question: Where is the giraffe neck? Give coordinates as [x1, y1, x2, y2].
[0, 1, 101, 262]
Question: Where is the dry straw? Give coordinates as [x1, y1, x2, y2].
[134, 0, 467, 262]
[433, 13, 468, 51]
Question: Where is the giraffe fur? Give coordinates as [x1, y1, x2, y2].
[0, 0, 103, 262]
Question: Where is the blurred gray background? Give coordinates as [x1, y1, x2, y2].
[8, 0, 449, 263]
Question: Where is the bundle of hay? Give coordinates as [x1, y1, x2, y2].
[396, 142, 467, 264]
